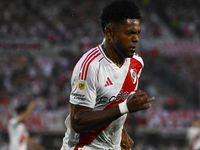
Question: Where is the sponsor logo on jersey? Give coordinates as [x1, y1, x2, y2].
[78, 80, 86, 91]
[130, 68, 137, 84]
[72, 93, 86, 101]
[98, 89, 129, 103]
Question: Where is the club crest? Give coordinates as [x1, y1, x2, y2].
[78, 81, 86, 91]
[130, 68, 137, 84]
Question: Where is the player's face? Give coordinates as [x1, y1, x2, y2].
[111, 19, 141, 58]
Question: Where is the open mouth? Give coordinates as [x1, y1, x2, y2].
[129, 47, 136, 52]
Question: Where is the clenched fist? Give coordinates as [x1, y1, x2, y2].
[127, 89, 155, 112]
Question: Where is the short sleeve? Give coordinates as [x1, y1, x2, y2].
[70, 62, 97, 108]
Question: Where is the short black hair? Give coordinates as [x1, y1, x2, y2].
[15, 104, 27, 115]
[100, 0, 141, 32]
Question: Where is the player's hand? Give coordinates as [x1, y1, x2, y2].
[28, 101, 36, 109]
[127, 89, 154, 112]
[121, 128, 134, 150]
[121, 138, 134, 150]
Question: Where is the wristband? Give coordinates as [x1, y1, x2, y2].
[118, 101, 129, 114]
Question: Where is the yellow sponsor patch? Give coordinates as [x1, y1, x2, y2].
[78, 81, 85, 91]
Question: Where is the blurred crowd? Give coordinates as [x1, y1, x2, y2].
[2, 0, 197, 52]
[161, 0, 200, 39]
[0, 54, 77, 112]
[0, 0, 199, 42]
[0, 0, 200, 150]
[0, 0, 164, 55]
[143, 54, 200, 110]
[0, 0, 104, 52]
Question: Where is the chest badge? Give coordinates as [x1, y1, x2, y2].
[130, 68, 137, 84]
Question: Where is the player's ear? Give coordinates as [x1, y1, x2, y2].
[104, 27, 114, 41]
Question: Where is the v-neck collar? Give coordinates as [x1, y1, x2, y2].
[98, 44, 128, 69]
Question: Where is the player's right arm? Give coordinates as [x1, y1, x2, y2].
[71, 89, 154, 133]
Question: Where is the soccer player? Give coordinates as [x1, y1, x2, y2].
[60, 0, 155, 149]
[186, 117, 200, 150]
[8, 101, 45, 150]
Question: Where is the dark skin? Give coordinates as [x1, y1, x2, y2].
[121, 127, 134, 150]
[71, 19, 155, 149]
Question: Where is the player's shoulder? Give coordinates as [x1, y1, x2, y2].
[132, 53, 144, 67]
[78, 45, 103, 67]
[74, 46, 104, 81]
[8, 117, 19, 126]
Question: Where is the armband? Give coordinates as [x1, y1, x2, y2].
[118, 101, 129, 114]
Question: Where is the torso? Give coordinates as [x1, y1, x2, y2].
[62, 45, 144, 150]
[8, 117, 28, 150]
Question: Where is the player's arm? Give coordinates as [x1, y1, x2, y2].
[17, 101, 35, 123]
[121, 127, 134, 150]
[27, 136, 46, 150]
[71, 89, 154, 133]
[70, 103, 121, 133]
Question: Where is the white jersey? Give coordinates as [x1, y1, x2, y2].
[187, 126, 200, 150]
[8, 117, 28, 150]
[61, 45, 144, 150]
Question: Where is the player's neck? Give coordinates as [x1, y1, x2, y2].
[101, 42, 125, 68]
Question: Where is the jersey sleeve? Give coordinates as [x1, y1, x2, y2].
[69, 61, 97, 108]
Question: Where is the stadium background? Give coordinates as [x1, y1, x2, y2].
[0, 0, 199, 149]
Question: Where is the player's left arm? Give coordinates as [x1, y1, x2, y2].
[27, 136, 46, 150]
[121, 127, 134, 150]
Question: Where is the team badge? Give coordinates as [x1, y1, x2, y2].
[130, 68, 137, 84]
[78, 80, 86, 91]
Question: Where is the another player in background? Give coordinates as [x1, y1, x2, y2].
[186, 117, 200, 150]
[60, 0, 155, 150]
[8, 101, 45, 150]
